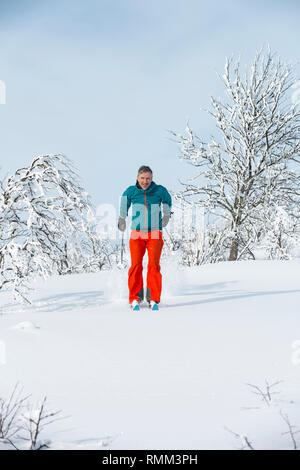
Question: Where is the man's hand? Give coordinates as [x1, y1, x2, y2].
[118, 216, 126, 232]
[162, 214, 170, 228]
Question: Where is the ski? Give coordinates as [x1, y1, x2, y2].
[130, 300, 140, 311]
[149, 301, 159, 311]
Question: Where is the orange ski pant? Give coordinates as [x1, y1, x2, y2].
[128, 230, 164, 304]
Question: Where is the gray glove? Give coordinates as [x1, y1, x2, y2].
[118, 216, 126, 232]
[162, 214, 170, 228]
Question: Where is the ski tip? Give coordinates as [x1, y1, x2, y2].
[130, 300, 140, 311]
[149, 301, 159, 311]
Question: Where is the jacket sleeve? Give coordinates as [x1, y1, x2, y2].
[161, 187, 172, 216]
[120, 187, 132, 218]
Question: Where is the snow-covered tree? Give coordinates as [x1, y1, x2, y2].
[65, 221, 121, 274]
[170, 46, 300, 261]
[0, 154, 100, 302]
[255, 204, 300, 260]
[163, 199, 228, 265]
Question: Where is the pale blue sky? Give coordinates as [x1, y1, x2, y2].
[0, 0, 299, 210]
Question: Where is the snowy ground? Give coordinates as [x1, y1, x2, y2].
[1, 257, 300, 450]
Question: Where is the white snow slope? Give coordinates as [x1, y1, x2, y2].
[1, 258, 300, 450]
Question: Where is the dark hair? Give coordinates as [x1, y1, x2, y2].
[138, 165, 152, 175]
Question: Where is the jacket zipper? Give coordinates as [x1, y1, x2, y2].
[144, 192, 148, 231]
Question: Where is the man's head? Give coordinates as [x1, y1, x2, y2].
[137, 165, 152, 190]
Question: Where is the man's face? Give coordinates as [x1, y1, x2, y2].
[137, 171, 152, 190]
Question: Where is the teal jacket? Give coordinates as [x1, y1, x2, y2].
[120, 181, 172, 232]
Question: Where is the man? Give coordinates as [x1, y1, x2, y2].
[118, 165, 172, 311]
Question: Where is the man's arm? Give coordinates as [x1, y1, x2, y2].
[120, 187, 132, 218]
[161, 187, 172, 228]
[118, 187, 132, 231]
[161, 187, 172, 216]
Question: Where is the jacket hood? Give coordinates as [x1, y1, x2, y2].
[135, 180, 157, 192]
